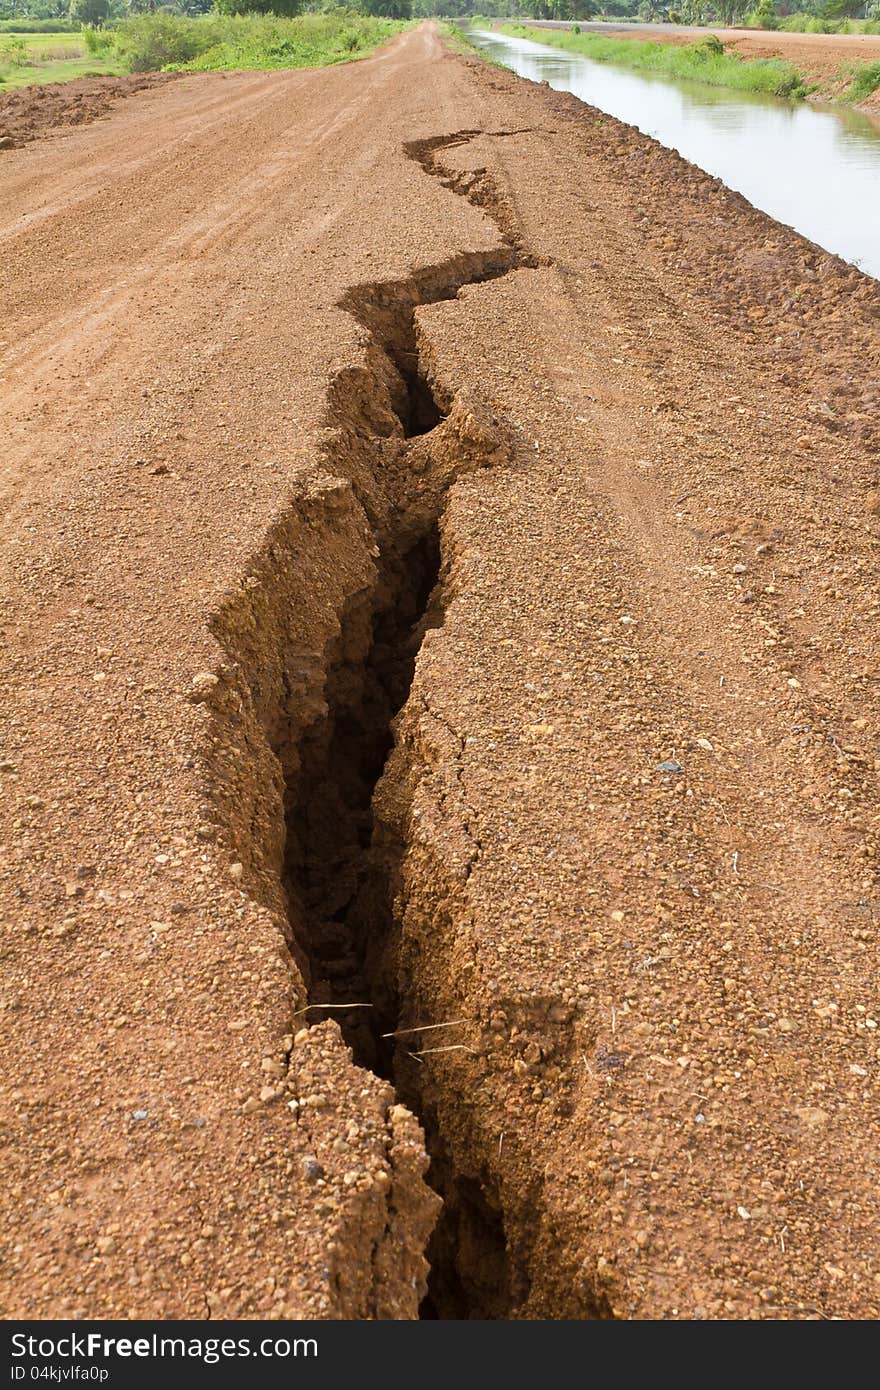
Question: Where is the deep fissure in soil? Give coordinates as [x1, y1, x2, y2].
[418, 1129, 517, 1320]
[280, 259, 520, 1318]
[282, 519, 440, 1075]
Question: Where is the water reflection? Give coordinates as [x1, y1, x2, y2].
[471, 29, 880, 279]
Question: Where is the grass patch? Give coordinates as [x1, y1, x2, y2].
[5, 33, 85, 56]
[113, 12, 407, 75]
[496, 24, 809, 99]
[444, 18, 512, 71]
[439, 20, 476, 59]
[844, 60, 880, 101]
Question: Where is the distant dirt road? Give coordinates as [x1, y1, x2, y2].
[2, 24, 879, 1320]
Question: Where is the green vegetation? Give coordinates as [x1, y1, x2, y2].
[745, 0, 779, 27]
[0, 19, 78, 32]
[824, 0, 880, 20]
[845, 56, 880, 95]
[0, 0, 413, 27]
[439, 16, 478, 51]
[497, 23, 810, 95]
[69, 0, 109, 25]
[768, 11, 880, 30]
[113, 11, 405, 73]
[0, 28, 119, 84]
[415, 0, 880, 29]
[111, 14, 224, 71]
[0, 0, 878, 41]
[0, 10, 406, 86]
[776, 12, 837, 28]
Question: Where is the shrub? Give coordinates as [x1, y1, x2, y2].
[82, 25, 115, 55]
[846, 59, 880, 99]
[750, 0, 780, 29]
[112, 11, 406, 74]
[0, 36, 29, 66]
[779, 12, 835, 30]
[213, 0, 302, 14]
[113, 14, 223, 71]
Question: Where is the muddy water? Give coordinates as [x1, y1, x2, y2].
[471, 29, 880, 280]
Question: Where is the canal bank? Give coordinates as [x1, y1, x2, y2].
[511, 20, 880, 109]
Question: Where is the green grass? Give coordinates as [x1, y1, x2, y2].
[844, 59, 880, 101]
[113, 12, 407, 75]
[439, 20, 476, 58]
[0, 32, 120, 88]
[3, 33, 84, 54]
[497, 24, 810, 99]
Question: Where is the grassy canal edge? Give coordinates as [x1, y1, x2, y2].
[482, 22, 880, 106]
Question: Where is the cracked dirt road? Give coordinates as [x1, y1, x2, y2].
[1, 24, 880, 1320]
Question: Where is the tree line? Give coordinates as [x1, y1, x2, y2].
[1, 0, 875, 32]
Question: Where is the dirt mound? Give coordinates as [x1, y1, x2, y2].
[0, 72, 174, 148]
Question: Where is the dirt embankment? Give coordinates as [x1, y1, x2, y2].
[1, 25, 880, 1320]
[0, 72, 174, 148]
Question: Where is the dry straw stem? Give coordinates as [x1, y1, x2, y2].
[292, 1002, 374, 1017]
[381, 1018, 467, 1038]
[408, 1044, 478, 1058]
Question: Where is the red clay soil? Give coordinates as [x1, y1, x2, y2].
[1, 25, 879, 1320]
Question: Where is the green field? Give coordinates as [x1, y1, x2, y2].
[0, 32, 120, 88]
[0, 32, 121, 88]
